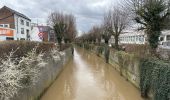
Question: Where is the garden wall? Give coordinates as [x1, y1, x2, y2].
[12, 48, 73, 100]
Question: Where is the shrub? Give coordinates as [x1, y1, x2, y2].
[0, 41, 55, 59]
[0, 46, 62, 100]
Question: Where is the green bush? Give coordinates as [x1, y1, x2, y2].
[140, 58, 170, 100]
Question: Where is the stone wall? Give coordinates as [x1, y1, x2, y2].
[12, 48, 73, 100]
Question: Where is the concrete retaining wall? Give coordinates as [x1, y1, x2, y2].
[109, 50, 140, 88]
[12, 48, 73, 100]
[86, 46, 141, 89]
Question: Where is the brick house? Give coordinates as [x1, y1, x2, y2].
[0, 6, 31, 40]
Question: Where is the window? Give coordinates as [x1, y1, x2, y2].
[140, 35, 144, 42]
[4, 24, 9, 28]
[21, 28, 24, 34]
[21, 19, 24, 25]
[133, 36, 135, 42]
[0, 24, 3, 27]
[20, 38, 25, 40]
[167, 35, 170, 41]
[131, 36, 133, 42]
[26, 22, 29, 26]
[136, 36, 139, 42]
[6, 37, 14, 40]
[160, 37, 164, 41]
[139, 36, 142, 42]
[26, 29, 30, 40]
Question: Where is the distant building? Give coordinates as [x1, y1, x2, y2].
[159, 30, 170, 48]
[108, 30, 170, 48]
[0, 6, 31, 41]
[119, 31, 146, 44]
[31, 25, 56, 42]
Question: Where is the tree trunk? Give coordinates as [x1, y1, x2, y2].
[115, 35, 119, 50]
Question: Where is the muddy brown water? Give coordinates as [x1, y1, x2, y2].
[41, 48, 143, 100]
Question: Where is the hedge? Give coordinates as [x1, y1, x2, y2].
[0, 41, 55, 59]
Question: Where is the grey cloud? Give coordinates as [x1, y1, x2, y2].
[0, 0, 118, 33]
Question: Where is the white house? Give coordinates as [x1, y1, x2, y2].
[0, 6, 31, 41]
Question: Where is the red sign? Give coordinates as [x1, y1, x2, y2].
[38, 32, 44, 40]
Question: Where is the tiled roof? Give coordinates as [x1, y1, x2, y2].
[2, 6, 31, 21]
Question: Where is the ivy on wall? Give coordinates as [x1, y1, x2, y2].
[140, 58, 170, 100]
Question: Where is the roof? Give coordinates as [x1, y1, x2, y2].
[1, 6, 31, 21]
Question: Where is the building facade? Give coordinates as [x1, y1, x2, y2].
[0, 6, 31, 41]
[159, 30, 170, 48]
[109, 30, 170, 48]
[119, 31, 146, 44]
[31, 25, 56, 42]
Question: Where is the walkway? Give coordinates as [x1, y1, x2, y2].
[41, 48, 143, 100]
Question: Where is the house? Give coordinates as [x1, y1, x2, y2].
[31, 25, 56, 42]
[0, 6, 31, 41]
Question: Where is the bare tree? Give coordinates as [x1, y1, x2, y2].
[92, 26, 102, 44]
[47, 12, 77, 49]
[64, 14, 77, 43]
[101, 21, 112, 44]
[47, 12, 66, 47]
[104, 7, 129, 49]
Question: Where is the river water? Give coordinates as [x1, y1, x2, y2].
[41, 48, 143, 100]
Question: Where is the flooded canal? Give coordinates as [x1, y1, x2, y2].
[41, 48, 143, 100]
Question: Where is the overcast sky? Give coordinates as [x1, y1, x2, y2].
[0, 0, 119, 35]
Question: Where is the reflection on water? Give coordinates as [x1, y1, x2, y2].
[41, 48, 143, 100]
